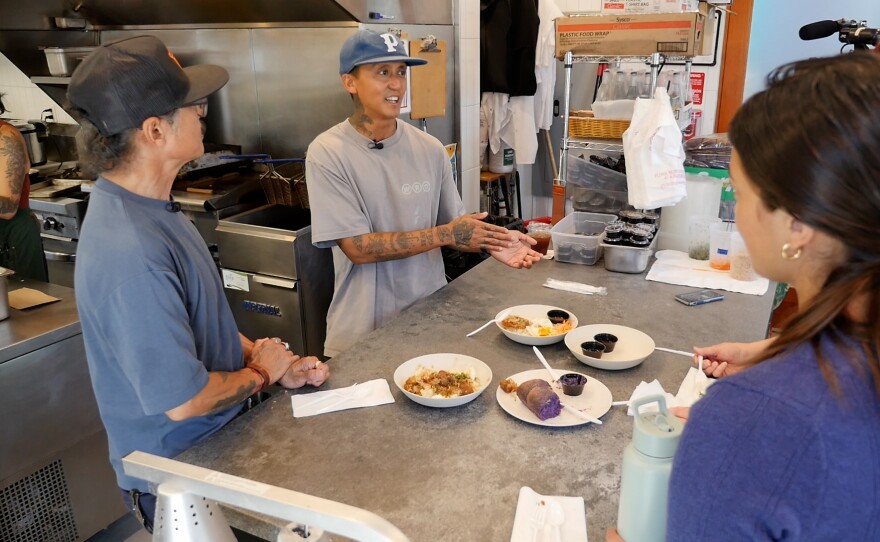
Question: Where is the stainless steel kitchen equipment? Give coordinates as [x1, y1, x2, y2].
[0, 280, 126, 541]
[10, 120, 47, 166]
[29, 186, 88, 289]
[43, 46, 95, 76]
[214, 205, 333, 358]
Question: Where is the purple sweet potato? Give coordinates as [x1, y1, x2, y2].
[516, 379, 562, 421]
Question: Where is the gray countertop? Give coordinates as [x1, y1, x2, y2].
[0, 278, 78, 364]
[178, 257, 774, 541]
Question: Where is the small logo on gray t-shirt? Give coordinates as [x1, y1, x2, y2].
[402, 181, 431, 195]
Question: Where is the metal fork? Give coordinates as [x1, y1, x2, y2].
[531, 503, 547, 542]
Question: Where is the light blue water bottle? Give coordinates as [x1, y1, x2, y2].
[617, 395, 684, 542]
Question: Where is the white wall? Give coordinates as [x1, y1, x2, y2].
[744, 0, 880, 99]
[456, 0, 482, 213]
[0, 54, 76, 124]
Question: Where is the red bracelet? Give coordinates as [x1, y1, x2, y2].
[244, 365, 270, 392]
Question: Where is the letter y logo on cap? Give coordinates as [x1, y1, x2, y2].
[380, 33, 399, 53]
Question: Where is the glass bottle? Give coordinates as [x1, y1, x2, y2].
[627, 71, 639, 100]
[596, 67, 616, 102]
[613, 68, 628, 101]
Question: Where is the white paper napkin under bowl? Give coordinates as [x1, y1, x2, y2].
[510, 486, 588, 542]
[291, 379, 394, 418]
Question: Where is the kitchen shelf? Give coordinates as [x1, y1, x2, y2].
[31, 76, 72, 85]
[566, 140, 625, 154]
[556, 51, 693, 188]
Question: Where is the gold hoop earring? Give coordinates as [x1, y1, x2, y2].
[781, 243, 802, 260]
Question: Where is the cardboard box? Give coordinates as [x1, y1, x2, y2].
[556, 5, 707, 57]
[601, 0, 699, 15]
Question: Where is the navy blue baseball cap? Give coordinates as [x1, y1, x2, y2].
[339, 29, 427, 75]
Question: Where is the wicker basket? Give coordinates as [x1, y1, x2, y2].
[568, 110, 630, 139]
[260, 162, 309, 208]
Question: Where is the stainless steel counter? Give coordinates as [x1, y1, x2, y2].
[0, 278, 80, 364]
[177, 258, 775, 541]
[0, 280, 126, 541]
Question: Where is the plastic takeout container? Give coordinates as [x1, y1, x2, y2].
[601, 234, 659, 274]
[551, 212, 616, 265]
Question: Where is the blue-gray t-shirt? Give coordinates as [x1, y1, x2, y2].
[75, 178, 243, 492]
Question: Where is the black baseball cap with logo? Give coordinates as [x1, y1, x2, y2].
[68, 35, 229, 136]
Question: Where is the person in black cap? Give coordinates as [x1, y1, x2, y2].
[67, 36, 330, 532]
[307, 29, 542, 358]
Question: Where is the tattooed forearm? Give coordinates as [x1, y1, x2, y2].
[365, 235, 387, 255]
[393, 232, 420, 251]
[341, 228, 445, 263]
[204, 381, 258, 416]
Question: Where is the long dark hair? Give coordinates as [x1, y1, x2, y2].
[729, 52, 880, 394]
[70, 107, 177, 179]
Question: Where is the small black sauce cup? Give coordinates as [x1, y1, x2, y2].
[547, 309, 570, 325]
[580, 341, 606, 358]
[594, 333, 618, 353]
[559, 373, 587, 396]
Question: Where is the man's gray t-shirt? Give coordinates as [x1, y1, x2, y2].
[307, 119, 465, 356]
[75, 178, 243, 492]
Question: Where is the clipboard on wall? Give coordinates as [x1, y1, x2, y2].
[409, 38, 447, 119]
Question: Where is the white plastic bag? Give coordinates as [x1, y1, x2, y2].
[622, 87, 687, 209]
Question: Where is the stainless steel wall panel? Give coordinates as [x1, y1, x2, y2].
[102, 29, 262, 152]
[251, 26, 358, 157]
[335, 0, 453, 24]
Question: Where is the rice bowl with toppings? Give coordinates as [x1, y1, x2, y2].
[394, 354, 492, 408]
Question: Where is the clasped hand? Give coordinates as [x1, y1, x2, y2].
[249, 338, 330, 389]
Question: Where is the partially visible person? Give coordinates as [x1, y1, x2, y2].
[0, 94, 48, 281]
[307, 29, 542, 357]
[67, 36, 329, 533]
[609, 52, 880, 541]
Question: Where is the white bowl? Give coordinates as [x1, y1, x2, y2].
[493, 304, 579, 346]
[393, 353, 493, 408]
[564, 324, 655, 370]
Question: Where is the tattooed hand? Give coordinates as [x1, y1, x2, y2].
[441, 212, 518, 252]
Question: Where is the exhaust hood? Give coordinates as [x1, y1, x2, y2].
[0, 0, 451, 30]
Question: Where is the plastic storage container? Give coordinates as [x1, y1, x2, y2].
[551, 212, 616, 265]
[602, 233, 659, 273]
[566, 152, 629, 214]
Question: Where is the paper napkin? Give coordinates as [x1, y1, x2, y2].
[646, 250, 769, 295]
[510, 486, 588, 542]
[291, 379, 394, 418]
[625, 380, 677, 416]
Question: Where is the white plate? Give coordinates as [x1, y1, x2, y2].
[495, 369, 612, 427]
[564, 324, 655, 370]
[493, 304, 579, 346]
[393, 353, 493, 408]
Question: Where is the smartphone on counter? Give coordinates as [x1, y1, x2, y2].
[674, 289, 725, 306]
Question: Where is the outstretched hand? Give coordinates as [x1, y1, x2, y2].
[444, 212, 519, 252]
[490, 231, 543, 269]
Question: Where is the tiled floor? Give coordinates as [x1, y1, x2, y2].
[85, 513, 150, 542]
